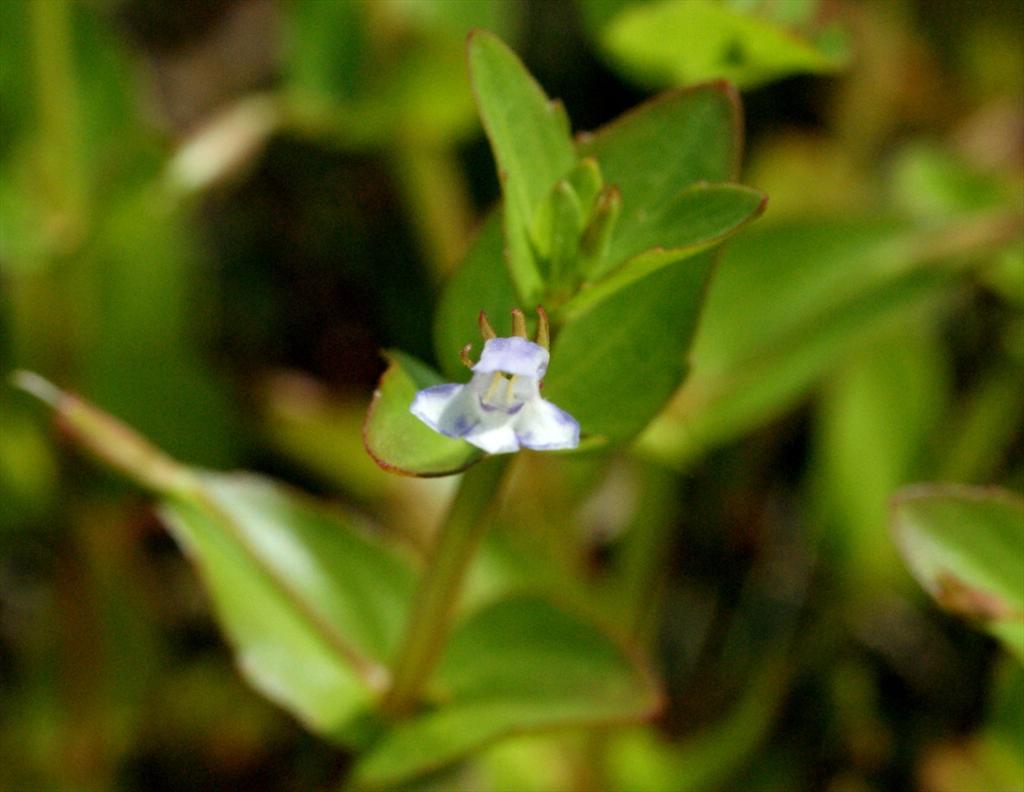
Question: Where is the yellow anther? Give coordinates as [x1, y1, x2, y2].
[505, 375, 517, 403]
[485, 371, 503, 402]
[460, 343, 474, 369]
[511, 308, 527, 338]
[478, 311, 496, 340]
[535, 305, 549, 350]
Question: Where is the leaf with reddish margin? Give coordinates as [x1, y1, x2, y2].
[364, 351, 483, 477]
[892, 483, 1024, 661]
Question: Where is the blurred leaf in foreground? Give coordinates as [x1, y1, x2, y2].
[891, 483, 1024, 661]
[600, 0, 847, 90]
[17, 374, 661, 782]
[638, 210, 1023, 469]
[354, 595, 661, 788]
[812, 324, 950, 585]
[13, 372, 414, 742]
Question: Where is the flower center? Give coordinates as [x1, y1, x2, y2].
[480, 371, 523, 411]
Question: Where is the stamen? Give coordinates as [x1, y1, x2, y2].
[511, 308, 527, 338]
[505, 374, 517, 403]
[460, 343, 474, 369]
[535, 305, 549, 350]
[478, 311, 496, 340]
[485, 371, 502, 402]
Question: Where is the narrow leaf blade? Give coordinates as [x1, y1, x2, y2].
[561, 183, 766, 317]
[469, 29, 577, 301]
[638, 212, 1022, 467]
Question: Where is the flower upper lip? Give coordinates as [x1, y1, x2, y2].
[472, 337, 549, 379]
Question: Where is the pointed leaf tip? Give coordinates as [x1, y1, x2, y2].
[13, 372, 194, 495]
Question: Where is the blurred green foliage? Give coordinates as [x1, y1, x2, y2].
[2, 1, 1023, 791]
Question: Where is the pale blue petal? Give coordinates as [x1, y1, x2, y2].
[440, 388, 488, 439]
[473, 337, 549, 379]
[463, 424, 520, 454]
[412, 381, 523, 452]
[411, 384, 479, 438]
[410, 384, 460, 431]
[513, 398, 580, 450]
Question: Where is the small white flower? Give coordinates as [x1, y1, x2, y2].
[410, 309, 580, 455]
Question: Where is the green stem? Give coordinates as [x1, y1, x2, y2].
[616, 461, 681, 646]
[382, 455, 511, 716]
[30, 0, 86, 247]
[18, 0, 88, 383]
[390, 144, 474, 281]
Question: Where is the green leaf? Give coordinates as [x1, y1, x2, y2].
[738, 0, 819, 27]
[559, 183, 766, 318]
[599, 182, 765, 278]
[606, 663, 784, 792]
[283, 1, 482, 148]
[602, 0, 847, 90]
[812, 326, 951, 585]
[85, 189, 241, 467]
[285, 0, 365, 103]
[160, 473, 414, 738]
[354, 595, 660, 787]
[364, 351, 483, 477]
[691, 218, 926, 375]
[14, 375, 416, 739]
[580, 184, 622, 276]
[436, 84, 746, 444]
[546, 251, 716, 444]
[532, 178, 585, 290]
[433, 212, 520, 381]
[638, 212, 1022, 468]
[579, 84, 741, 255]
[468, 29, 577, 301]
[543, 85, 743, 443]
[564, 157, 604, 218]
[891, 484, 1024, 660]
[533, 159, 605, 260]
[935, 367, 1024, 485]
[890, 142, 1017, 220]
